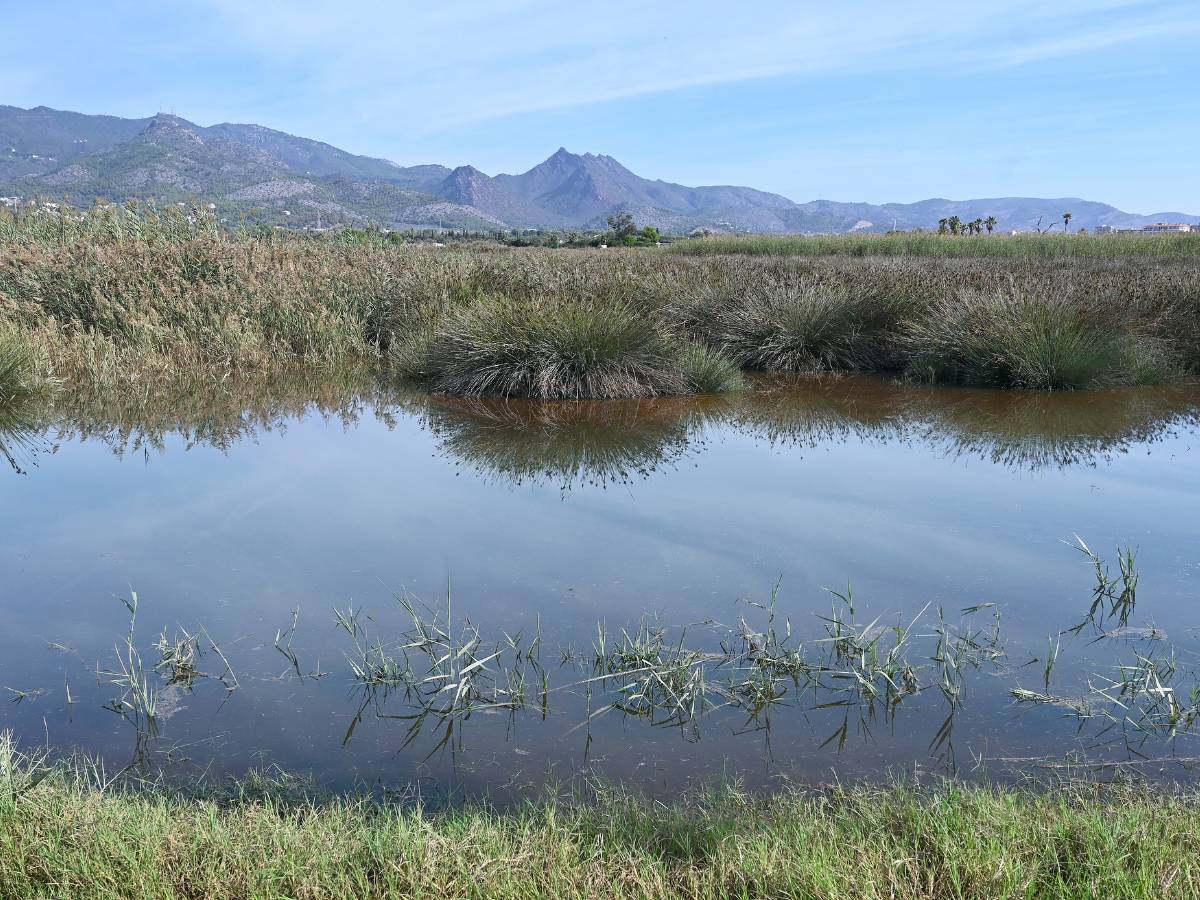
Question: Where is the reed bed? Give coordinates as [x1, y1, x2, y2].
[2, 204, 1198, 397]
[668, 231, 1200, 259]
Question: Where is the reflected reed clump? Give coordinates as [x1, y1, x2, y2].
[414, 395, 727, 488]
[0, 397, 47, 474]
[11, 373, 1200, 483]
[732, 375, 1200, 471]
[30, 370, 391, 458]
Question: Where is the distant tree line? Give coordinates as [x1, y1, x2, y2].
[604, 212, 661, 246]
[937, 211, 1074, 235]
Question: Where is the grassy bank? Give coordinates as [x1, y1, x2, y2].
[2, 744, 1199, 900]
[668, 231, 1200, 260]
[2, 205, 1198, 396]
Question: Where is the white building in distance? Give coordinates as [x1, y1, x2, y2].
[1097, 222, 1195, 234]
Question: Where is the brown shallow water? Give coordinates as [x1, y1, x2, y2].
[1, 375, 1198, 799]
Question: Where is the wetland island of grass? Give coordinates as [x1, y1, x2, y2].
[2, 205, 1200, 898]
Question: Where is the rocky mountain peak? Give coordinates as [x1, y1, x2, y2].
[141, 113, 204, 146]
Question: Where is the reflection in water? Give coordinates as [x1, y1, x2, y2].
[20, 374, 1200, 485]
[72, 559, 1200, 780]
[5, 373, 1200, 794]
[733, 376, 1200, 470]
[415, 396, 725, 488]
[38, 373, 387, 458]
[0, 398, 47, 473]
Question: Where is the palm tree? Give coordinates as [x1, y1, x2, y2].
[984, 216, 997, 234]
[1063, 211, 1073, 231]
[948, 215, 962, 236]
[971, 218, 983, 235]
[937, 218, 949, 235]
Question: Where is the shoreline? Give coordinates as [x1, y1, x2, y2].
[2, 751, 1198, 899]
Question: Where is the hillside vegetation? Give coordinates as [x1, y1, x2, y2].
[4, 105, 1198, 234]
[1, 205, 1198, 399]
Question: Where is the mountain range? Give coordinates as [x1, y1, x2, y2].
[2, 105, 1195, 234]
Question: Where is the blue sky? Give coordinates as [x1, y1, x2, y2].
[4, 1, 1199, 212]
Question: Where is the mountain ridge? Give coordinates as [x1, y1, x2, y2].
[2, 105, 1195, 234]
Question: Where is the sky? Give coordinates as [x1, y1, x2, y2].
[4, 0, 1199, 212]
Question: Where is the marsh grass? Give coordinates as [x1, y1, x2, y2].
[903, 285, 1178, 389]
[2, 206, 1198, 397]
[677, 342, 744, 393]
[2, 208, 1198, 395]
[699, 277, 903, 372]
[421, 296, 690, 399]
[0, 331, 36, 406]
[1071, 536, 1139, 634]
[99, 593, 159, 733]
[669, 231, 1200, 259]
[310, 540, 1200, 763]
[2, 739, 1200, 900]
[335, 590, 545, 753]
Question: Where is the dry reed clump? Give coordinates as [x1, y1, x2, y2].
[902, 285, 1179, 390]
[0, 321, 56, 405]
[0, 238, 376, 382]
[0, 331, 35, 405]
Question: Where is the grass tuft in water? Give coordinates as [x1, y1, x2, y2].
[903, 285, 1178, 389]
[676, 342, 744, 393]
[700, 277, 901, 372]
[422, 297, 692, 399]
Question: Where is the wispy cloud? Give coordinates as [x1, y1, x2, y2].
[968, 12, 1200, 68]
[198, 0, 1190, 132]
[5, 0, 1197, 209]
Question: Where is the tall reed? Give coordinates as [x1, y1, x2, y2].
[2, 205, 1197, 396]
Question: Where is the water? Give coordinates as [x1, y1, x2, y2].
[2, 376, 1198, 799]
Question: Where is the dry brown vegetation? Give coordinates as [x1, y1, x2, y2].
[1, 205, 1197, 398]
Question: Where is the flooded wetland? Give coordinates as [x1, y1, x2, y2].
[3, 374, 1198, 800]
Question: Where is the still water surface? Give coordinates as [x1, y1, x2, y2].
[1, 376, 1198, 798]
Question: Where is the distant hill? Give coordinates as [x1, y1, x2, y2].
[2, 105, 1195, 234]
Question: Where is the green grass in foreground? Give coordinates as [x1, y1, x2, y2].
[2, 744, 1199, 900]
